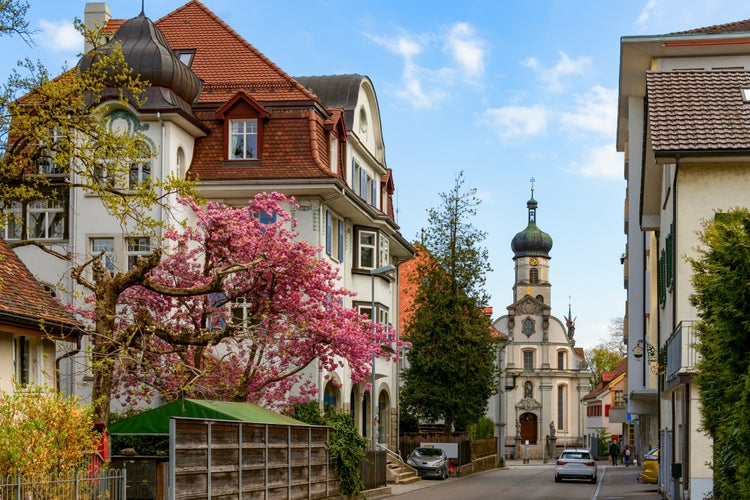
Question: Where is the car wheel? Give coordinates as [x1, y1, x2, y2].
[555, 475, 561, 483]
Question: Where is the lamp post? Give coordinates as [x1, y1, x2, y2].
[370, 264, 396, 450]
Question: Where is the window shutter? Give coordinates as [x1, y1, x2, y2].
[338, 219, 344, 261]
[360, 169, 367, 198]
[325, 210, 332, 255]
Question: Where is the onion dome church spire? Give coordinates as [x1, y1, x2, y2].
[511, 179, 553, 259]
[511, 179, 554, 304]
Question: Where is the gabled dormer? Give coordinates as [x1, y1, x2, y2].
[216, 92, 270, 163]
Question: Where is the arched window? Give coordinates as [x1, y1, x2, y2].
[177, 146, 186, 178]
[557, 384, 568, 430]
[129, 141, 152, 189]
[529, 267, 539, 284]
[557, 350, 567, 370]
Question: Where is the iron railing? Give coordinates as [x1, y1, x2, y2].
[0, 468, 126, 500]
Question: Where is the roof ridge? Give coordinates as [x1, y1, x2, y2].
[158, 0, 319, 103]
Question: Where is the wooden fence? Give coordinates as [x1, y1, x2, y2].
[169, 417, 339, 500]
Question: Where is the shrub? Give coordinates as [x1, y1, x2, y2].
[0, 384, 100, 477]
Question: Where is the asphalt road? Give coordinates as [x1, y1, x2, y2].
[383, 461, 662, 500]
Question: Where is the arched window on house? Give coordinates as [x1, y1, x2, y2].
[529, 267, 539, 284]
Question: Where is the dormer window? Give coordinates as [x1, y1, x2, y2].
[229, 119, 258, 160]
[217, 92, 269, 164]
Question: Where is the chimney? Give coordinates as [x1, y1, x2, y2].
[83, 3, 111, 53]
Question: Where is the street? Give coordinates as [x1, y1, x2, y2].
[384, 462, 662, 500]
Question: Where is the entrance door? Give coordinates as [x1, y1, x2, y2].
[520, 412, 538, 444]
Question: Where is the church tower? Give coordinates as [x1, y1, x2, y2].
[511, 183, 553, 305]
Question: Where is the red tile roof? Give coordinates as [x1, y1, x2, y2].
[647, 70, 750, 152]
[672, 19, 750, 35]
[0, 240, 82, 339]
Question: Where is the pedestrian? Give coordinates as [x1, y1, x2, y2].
[623, 444, 632, 467]
[609, 440, 620, 466]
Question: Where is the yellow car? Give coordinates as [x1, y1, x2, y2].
[639, 448, 659, 484]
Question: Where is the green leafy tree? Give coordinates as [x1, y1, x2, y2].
[0, 0, 32, 44]
[583, 317, 625, 387]
[689, 208, 750, 498]
[0, 384, 100, 477]
[401, 171, 498, 434]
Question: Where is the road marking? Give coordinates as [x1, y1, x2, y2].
[590, 467, 605, 500]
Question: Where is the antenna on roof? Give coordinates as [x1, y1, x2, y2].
[141, 0, 145, 16]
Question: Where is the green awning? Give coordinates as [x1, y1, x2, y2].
[108, 399, 306, 435]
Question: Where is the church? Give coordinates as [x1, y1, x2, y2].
[490, 186, 591, 461]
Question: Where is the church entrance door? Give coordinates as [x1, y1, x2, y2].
[520, 412, 537, 444]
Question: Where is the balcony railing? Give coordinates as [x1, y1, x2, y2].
[666, 320, 699, 384]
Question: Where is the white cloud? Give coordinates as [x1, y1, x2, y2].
[481, 104, 549, 140]
[575, 144, 623, 179]
[444, 22, 486, 80]
[561, 86, 618, 136]
[38, 19, 81, 52]
[369, 22, 487, 108]
[528, 51, 592, 92]
[638, 0, 659, 26]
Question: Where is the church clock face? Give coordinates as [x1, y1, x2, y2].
[529, 257, 538, 266]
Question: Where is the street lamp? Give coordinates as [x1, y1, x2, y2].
[370, 264, 396, 450]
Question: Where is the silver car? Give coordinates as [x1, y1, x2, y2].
[554, 449, 598, 483]
[407, 447, 449, 480]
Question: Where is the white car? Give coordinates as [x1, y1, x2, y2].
[554, 449, 597, 483]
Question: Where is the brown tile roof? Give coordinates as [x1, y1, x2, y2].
[647, 70, 750, 152]
[0, 239, 82, 339]
[672, 19, 750, 35]
[154, 1, 316, 105]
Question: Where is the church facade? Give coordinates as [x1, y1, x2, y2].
[491, 189, 590, 460]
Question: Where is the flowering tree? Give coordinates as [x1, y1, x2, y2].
[90, 193, 394, 412]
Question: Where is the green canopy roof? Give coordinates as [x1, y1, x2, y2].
[108, 399, 306, 435]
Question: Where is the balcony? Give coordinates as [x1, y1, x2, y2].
[665, 320, 699, 389]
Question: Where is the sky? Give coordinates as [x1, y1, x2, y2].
[2, 0, 749, 350]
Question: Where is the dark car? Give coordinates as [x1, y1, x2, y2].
[407, 447, 449, 479]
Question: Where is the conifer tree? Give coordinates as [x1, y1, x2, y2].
[401, 171, 498, 434]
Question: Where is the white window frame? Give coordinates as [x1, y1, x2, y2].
[128, 144, 152, 189]
[329, 136, 338, 173]
[3, 201, 23, 240]
[357, 229, 376, 269]
[37, 128, 66, 176]
[91, 237, 116, 274]
[27, 199, 65, 240]
[127, 237, 151, 270]
[229, 119, 258, 160]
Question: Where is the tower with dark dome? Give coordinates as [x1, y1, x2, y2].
[511, 184, 553, 305]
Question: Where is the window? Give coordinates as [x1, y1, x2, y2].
[522, 318, 534, 335]
[352, 159, 360, 194]
[14, 336, 30, 386]
[3, 202, 22, 240]
[229, 119, 258, 160]
[557, 350, 566, 370]
[127, 237, 150, 270]
[91, 237, 115, 274]
[356, 303, 389, 327]
[37, 128, 65, 176]
[329, 136, 338, 173]
[129, 143, 152, 189]
[529, 267, 539, 284]
[557, 385, 567, 430]
[587, 404, 602, 417]
[522, 350, 534, 370]
[325, 210, 345, 262]
[175, 49, 195, 67]
[231, 298, 252, 332]
[28, 199, 65, 240]
[355, 227, 390, 270]
[358, 230, 376, 269]
[614, 390, 625, 408]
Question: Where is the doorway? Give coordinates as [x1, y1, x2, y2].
[520, 412, 538, 444]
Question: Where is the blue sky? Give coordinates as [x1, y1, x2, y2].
[3, 0, 749, 349]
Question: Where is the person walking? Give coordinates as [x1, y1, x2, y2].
[623, 445, 632, 467]
[609, 440, 620, 466]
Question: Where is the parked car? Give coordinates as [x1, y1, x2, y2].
[554, 449, 598, 483]
[639, 448, 659, 484]
[406, 447, 449, 480]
